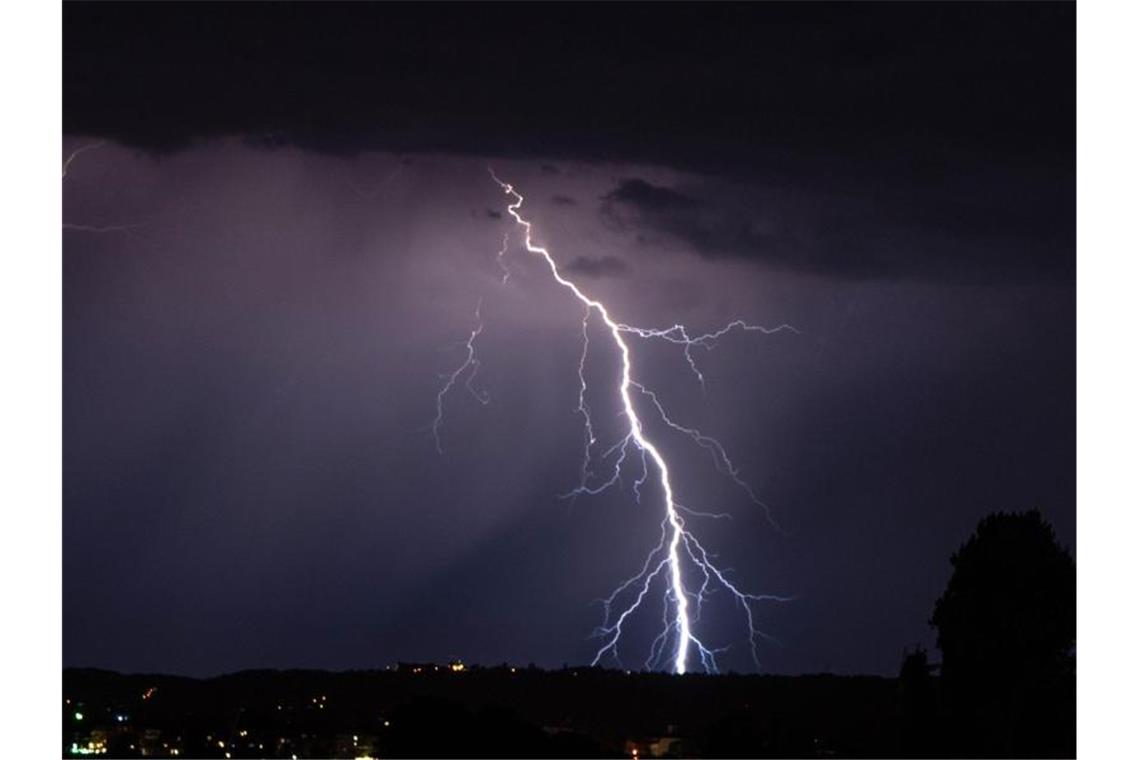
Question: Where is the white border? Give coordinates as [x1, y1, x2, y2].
[1078, 0, 1140, 758]
[0, 1, 62, 758]
[0, 1, 1130, 757]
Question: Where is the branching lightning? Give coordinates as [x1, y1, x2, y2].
[432, 298, 490, 454]
[435, 170, 796, 674]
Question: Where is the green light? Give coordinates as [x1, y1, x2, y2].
[74, 711, 83, 721]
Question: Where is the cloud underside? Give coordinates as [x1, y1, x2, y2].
[564, 255, 630, 279]
[63, 2, 1073, 282]
[600, 177, 1072, 282]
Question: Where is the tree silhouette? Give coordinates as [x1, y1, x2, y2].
[897, 646, 936, 756]
[931, 510, 1075, 757]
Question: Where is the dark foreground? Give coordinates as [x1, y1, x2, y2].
[63, 664, 1073, 758]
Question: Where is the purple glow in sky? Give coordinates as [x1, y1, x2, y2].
[63, 141, 1073, 676]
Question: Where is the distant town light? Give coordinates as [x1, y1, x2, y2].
[68, 741, 106, 756]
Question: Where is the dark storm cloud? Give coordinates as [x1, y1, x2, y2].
[601, 175, 1074, 282]
[551, 195, 577, 206]
[563, 255, 630, 279]
[63, 2, 1073, 281]
[605, 179, 698, 213]
[64, 3, 1073, 164]
[486, 209, 502, 219]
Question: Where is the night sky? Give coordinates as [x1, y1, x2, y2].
[63, 3, 1074, 677]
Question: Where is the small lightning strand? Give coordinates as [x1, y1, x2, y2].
[592, 556, 671, 667]
[675, 502, 733, 521]
[571, 308, 596, 495]
[432, 299, 490, 454]
[62, 140, 146, 235]
[431, 231, 513, 450]
[62, 141, 105, 179]
[495, 231, 513, 284]
[62, 222, 144, 234]
[630, 380, 786, 534]
[487, 170, 790, 674]
[617, 320, 799, 390]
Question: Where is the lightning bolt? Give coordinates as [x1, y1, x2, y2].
[436, 170, 795, 674]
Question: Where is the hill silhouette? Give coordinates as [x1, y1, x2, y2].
[63, 511, 1074, 758]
